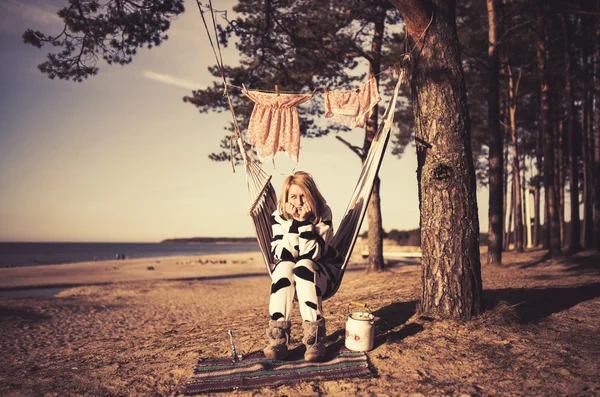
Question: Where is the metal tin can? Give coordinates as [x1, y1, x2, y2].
[345, 311, 375, 352]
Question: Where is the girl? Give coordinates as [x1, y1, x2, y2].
[264, 171, 339, 362]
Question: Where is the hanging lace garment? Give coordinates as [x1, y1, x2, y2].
[324, 76, 381, 128]
[243, 88, 313, 163]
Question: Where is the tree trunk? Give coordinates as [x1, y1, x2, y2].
[536, 17, 561, 256]
[556, 119, 565, 249]
[594, 2, 600, 249]
[521, 165, 527, 247]
[366, 177, 384, 272]
[502, 95, 510, 251]
[506, 179, 514, 250]
[525, 180, 533, 248]
[533, 126, 542, 247]
[582, 88, 594, 248]
[561, 16, 582, 253]
[533, 183, 540, 247]
[544, 185, 550, 248]
[508, 66, 523, 252]
[487, 0, 503, 265]
[390, 0, 483, 319]
[364, 3, 386, 272]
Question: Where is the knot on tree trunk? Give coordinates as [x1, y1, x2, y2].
[431, 163, 454, 189]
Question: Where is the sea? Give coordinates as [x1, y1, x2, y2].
[0, 242, 261, 268]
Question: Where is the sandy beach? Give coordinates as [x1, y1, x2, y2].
[0, 252, 268, 291]
[0, 247, 599, 396]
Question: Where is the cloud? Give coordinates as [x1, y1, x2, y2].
[142, 70, 205, 91]
[0, 0, 62, 26]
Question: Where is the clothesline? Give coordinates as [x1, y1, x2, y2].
[239, 65, 383, 165]
[223, 66, 398, 96]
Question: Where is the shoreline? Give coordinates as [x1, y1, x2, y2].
[0, 240, 415, 294]
[0, 247, 383, 297]
[0, 251, 269, 291]
[0, 241, 262, 269]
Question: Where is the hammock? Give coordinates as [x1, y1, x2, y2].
[197, 0, 406, 300]
[240, 71, 405, 301]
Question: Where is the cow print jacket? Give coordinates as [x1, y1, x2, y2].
[270, 205, 336, 264]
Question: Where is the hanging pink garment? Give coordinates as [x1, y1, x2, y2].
[243, 88, 313, 163]
[324, 77, 381, 128]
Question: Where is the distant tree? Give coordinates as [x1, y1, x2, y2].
[560, 15, 582, 254]
[386, 229, 407, 244]
[406, 231, 421, 246]
[452, 1, 494, 185]
[486, 0, 503, 263]
[387, 228, 420, 245]
[536, 9, 561, 256]
[595, 1, 600, 249]
[579, 11, 596, 249]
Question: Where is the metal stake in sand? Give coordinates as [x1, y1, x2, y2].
[228, 330, 239, 362]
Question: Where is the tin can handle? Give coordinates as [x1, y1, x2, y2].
[347, 301, 370, 316]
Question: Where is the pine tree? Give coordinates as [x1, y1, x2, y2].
[390, 0, 483, 319]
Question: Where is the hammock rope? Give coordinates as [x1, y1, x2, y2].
[196, 0, 246, 173]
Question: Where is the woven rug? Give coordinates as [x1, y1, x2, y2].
[184, 348, 372, 394]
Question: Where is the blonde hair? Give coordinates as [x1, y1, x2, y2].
[278, 171, 326, 224]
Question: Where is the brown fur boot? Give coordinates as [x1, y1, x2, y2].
[263, 320, 291, 360]
[302, 318, 327, 362]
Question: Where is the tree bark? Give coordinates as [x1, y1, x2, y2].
[522, 166, 530, 247]
[502, 93, 510, 251]
[533, 183, 540, 247]
[486, 0, 503, 264]
[594, 1, 600, 249]
[366, 177, 384, 272]
[533, 124, 542, 247]
[390, 0, 483, 320]
[502, 152, 509, 251]
[561, 16, 582, 253]
[581, 14, 594, 249]
[582, 88, 594, 248]
[536, 16, 561, 256]
[506, 179, 514, 250]
[364, 3, 386, 272]
[508, 66, 523, 252]
[556, 119, 565, 249]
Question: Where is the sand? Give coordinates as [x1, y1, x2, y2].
[0, 247, 599, 396]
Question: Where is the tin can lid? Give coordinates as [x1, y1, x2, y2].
[350, 312, 374, 321]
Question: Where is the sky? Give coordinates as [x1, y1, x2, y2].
[0, 0, 491, 242]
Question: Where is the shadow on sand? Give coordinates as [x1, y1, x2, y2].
[559, 252, 600, 274]
[485, 282, 600, 323]
[372, 300, 421, 346]
[518, 250, 553, 269]
[516, 249, 600, 274]
[0, 306, 52, 322]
